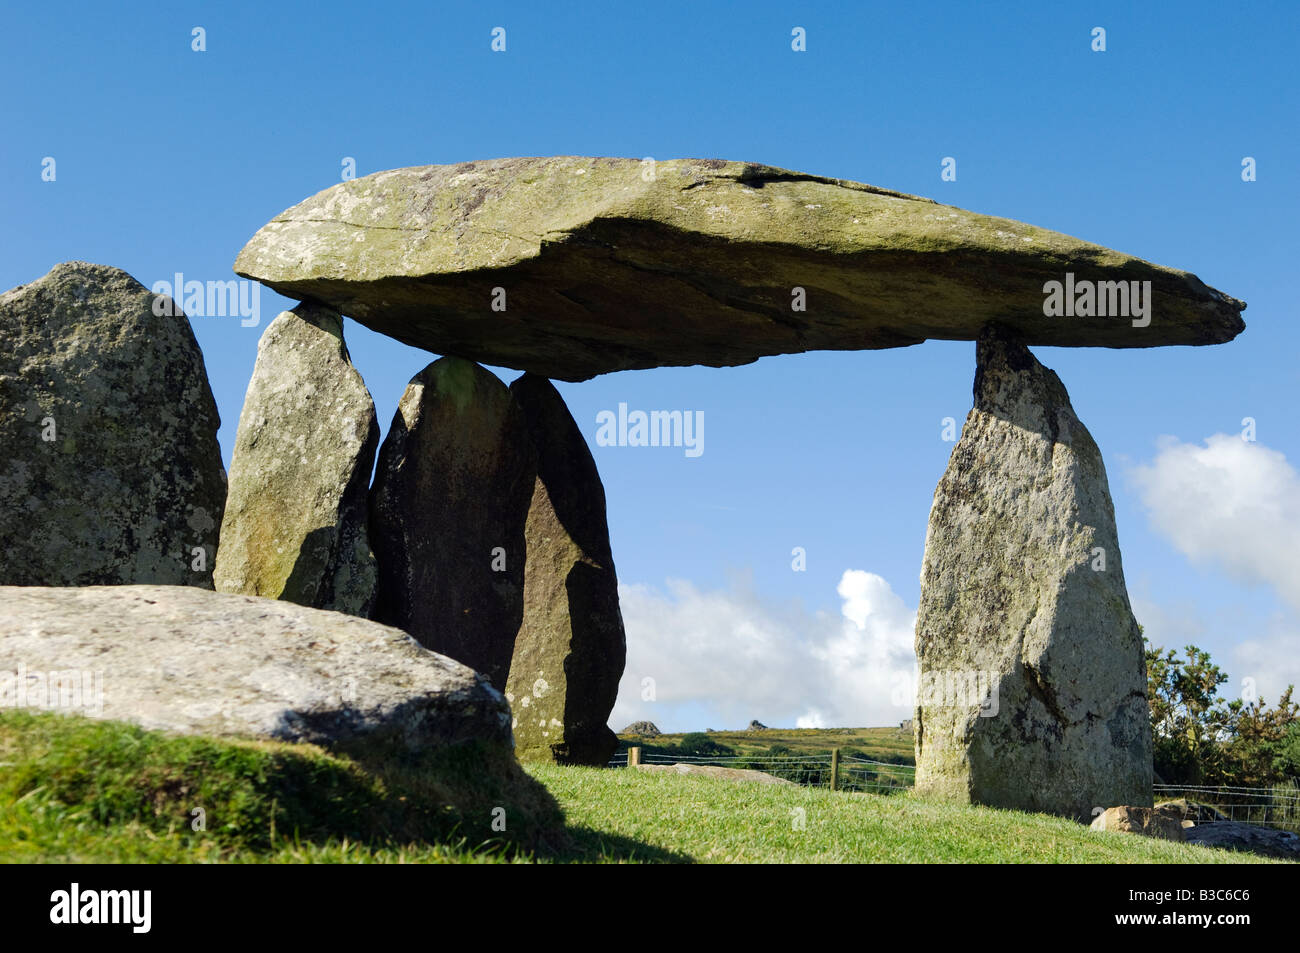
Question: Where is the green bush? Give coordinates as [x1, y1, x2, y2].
[675, 733, 735, 757]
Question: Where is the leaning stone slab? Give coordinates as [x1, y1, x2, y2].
[214, 303, 378, 616]
[913, 326, 1152, 820]
[369, 358, 536, 690]
[0, 585, 512, 753]
[0, 262, 226, 587]
[235, 157, 1245, 381]
[504, 374, 625, 766]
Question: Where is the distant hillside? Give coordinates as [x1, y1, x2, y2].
[614, 726, 916, 792]
[616, 726, 914, 762]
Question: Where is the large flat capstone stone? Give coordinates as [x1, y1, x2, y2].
[0, 586, 512, 753]
[235, 157, 1245, 381]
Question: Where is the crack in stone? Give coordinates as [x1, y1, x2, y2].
[1023, 660, 1071, 727]
[274, 217, 427, 233]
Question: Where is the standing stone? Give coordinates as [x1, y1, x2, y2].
[914, 326, 1152, 820]
[370, 358, 535, 689]
[505, 374, 626, 765]
[0, 262, 226, 586]
[214, 303, 378, 616]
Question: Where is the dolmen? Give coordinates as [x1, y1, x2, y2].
[2, 157, 1244, 791]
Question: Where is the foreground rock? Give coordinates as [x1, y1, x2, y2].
[0, 586, 511, 752]
[235, 158, 1245, 380]
[0, 263, 226, 587]
[370, 358, 535, 689]
[635, 764, 795, 786]
[1090, 806, 1185, 841]
[214, 304, 379, 615]
[914, 327, 1153, 820]
[504, 375, 625, 766]
[1182, 821, 1300, 860]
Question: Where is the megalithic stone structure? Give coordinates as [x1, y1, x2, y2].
[913, 326, 1153, 820]
[505, 374, 626, 766]
[235, 157, 1244, 382]
[230, 158, 1244, 782]
[369, 358, 536, 691]
[214, 303, 379, 616]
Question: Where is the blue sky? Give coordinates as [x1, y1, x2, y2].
[5, 2, 1297, 732]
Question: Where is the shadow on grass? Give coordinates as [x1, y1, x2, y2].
[535, 824, 693, 863]
[0, 710, 692, 863]
[340, 740, 693, 863]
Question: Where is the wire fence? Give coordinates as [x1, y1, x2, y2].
[610, 748, 915, 795]
[1152, 782, 1300, 833]
[610, 749, 1300, 830]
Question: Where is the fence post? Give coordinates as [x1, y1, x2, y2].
[628, 746, 642, 768]
[830, 747, 840, 791]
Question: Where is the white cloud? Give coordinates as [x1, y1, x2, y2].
[611, 569, 917, 732]
[1128, 590, 1207, 652]
[1130, 433, 1300, 703]
[1233, 616, 1300, 705]
[1130, 433, 1300, 609]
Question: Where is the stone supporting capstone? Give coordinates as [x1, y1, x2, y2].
[369, 357, 535, 691]
[214, 303, 379, 615]
[913, 326, 1153, 820]
[505, 374, 626, 765]
[368, 361, 626, 765]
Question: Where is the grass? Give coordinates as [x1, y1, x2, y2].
[529, 765, 1285, 864]
[0, 711, 1286, 864]
[0, 709, 564, 863]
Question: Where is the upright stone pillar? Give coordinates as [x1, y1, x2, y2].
[914, 326, 1152, 819]
[506, 374, 626, 766]
[0, 262, 226, 587]
[214, 303, 379, 615]
[369, 358, 535, 690]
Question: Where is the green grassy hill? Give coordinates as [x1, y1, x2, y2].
[0, 711, 1286, 864]
[615, 726, 916, 792]
[618, 726, 915, 762]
